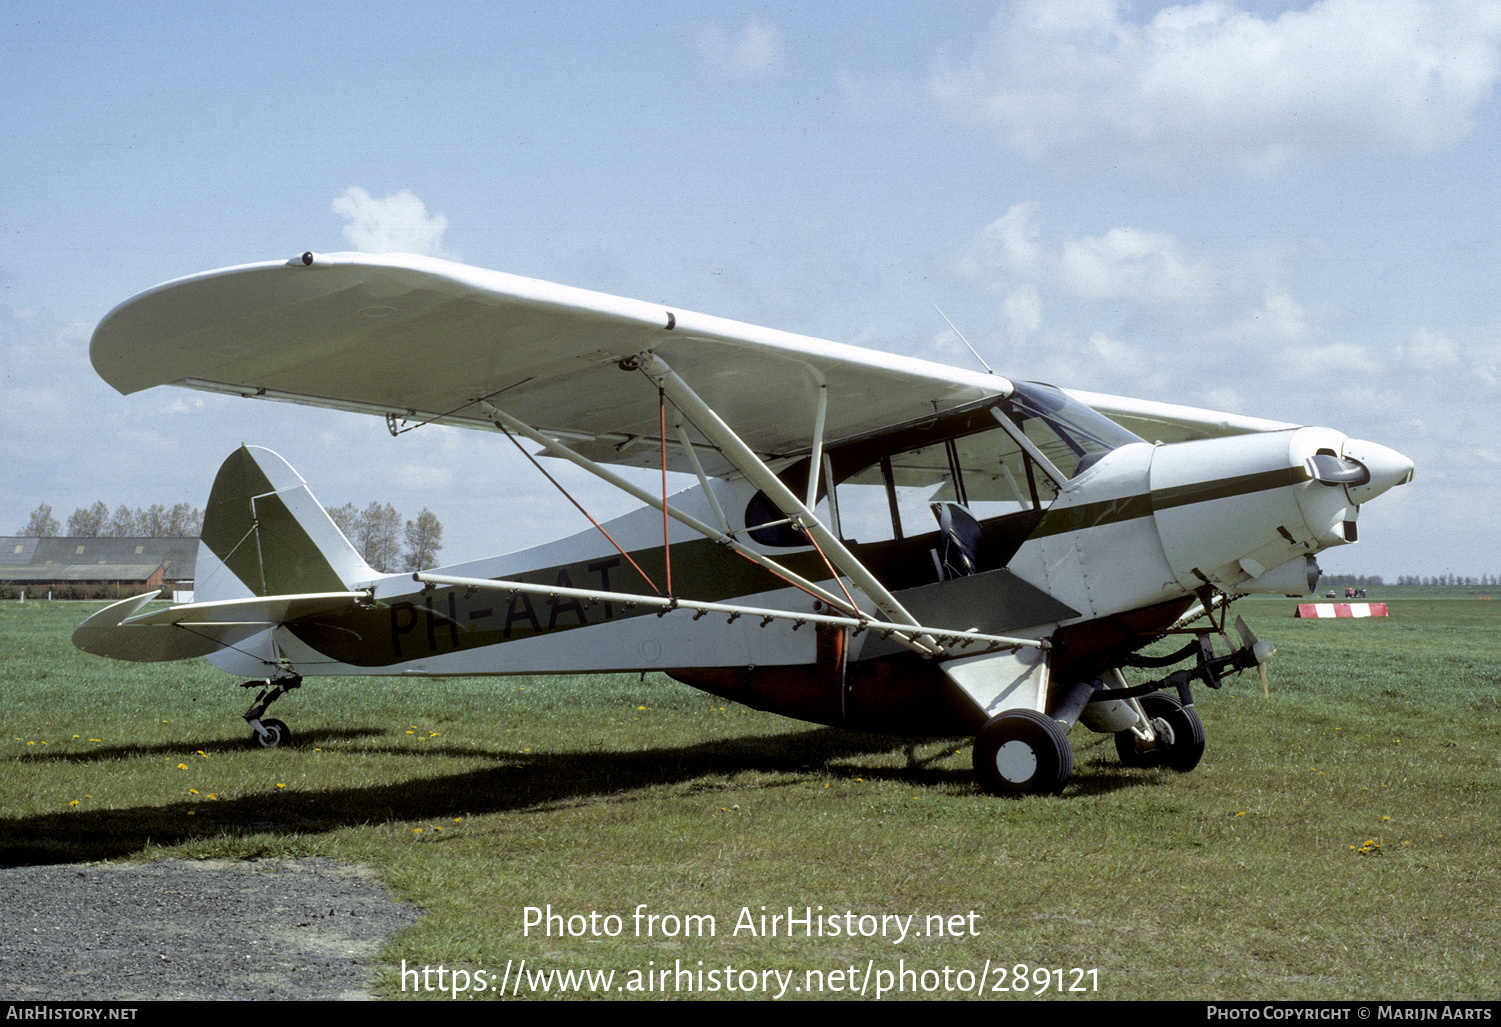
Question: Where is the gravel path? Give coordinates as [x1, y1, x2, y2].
[0, 857, 423, 1001]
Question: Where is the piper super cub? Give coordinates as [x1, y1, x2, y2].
[74, 252, 1414, 796]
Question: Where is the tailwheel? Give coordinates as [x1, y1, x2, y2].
[251, 718, 291, 748]
[973, 709, 1073, 797]
[1115, 692, 1205, 772]
[242, 676, 301, 749]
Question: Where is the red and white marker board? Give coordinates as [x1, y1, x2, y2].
[1296, 603, 1389, 618]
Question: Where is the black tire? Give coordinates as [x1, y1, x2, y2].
[973, 709, 1073, 796]
[252, 718, 291, 749]
[1113, 693, 1204, 772]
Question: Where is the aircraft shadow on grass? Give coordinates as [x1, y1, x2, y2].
[0, 724, 1143, 866]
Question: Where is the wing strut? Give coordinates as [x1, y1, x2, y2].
[478, 397, 943, 657]
[634, 353, 938, 651]
[413, 571, 1046, 654]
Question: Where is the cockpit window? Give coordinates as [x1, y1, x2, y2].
[745, 385, 1144, 549]
[994, 382, 1145, 480]
[834, 422, 1059, 544]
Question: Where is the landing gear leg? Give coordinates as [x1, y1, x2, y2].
[242, 676, 302, 748]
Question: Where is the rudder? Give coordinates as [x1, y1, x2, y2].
[196, 445, 374, 602]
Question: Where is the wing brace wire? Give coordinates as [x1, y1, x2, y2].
[475, 399, 900, 640]
[478, 367, 949, 658]
[630, 352, 941, 652]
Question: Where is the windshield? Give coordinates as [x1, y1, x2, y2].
[995, 382, 1144, 480]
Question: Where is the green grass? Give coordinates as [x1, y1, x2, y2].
[3, 594, 1500, 1000]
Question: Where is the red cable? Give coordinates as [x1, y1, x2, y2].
[497, 423, 662, 596]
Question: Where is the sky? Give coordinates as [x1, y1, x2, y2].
[4, 0, 1499, 582]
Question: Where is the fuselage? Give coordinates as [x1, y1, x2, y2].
[200, 384, 1411, 736]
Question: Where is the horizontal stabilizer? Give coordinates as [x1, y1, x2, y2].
[71, 591, 369, 663]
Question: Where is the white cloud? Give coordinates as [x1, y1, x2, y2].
[1058, 226, 1211, 303]
[1002, 285, 1042, 347]
[1399, 327, 1463, 370]
[927, 0, 1501, 179]
[1398, 326, 1498, 392]
[1280, 340, 1386, 378]
[332, 187, 451, 256]
[696, 18, 783, 76]
[964, 201, 1283, 315]
[956, 201, 1324, 408]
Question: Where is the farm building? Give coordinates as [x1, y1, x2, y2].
[0, 537, 197, 600]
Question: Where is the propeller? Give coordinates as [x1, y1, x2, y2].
[1235, 616, 1276, 697]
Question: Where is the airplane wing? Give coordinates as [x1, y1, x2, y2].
[91, 252, 1009, 476]
[1064, 389, 1300, 445]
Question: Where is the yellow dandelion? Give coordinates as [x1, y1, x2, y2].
[177, 763, 187, 770]
[276, 782, 285, 788]
[69, 800, 79, 807]
[412, 828, 423, 835]
[189, 789, 199, 795]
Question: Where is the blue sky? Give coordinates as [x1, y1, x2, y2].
[4, 1, 1499, 581]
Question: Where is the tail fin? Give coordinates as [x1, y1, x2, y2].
[196, 445, 375, 603]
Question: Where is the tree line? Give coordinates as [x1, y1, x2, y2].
[326, 503, 443, 573]
[1392, 574, 1499, 587]
[16, 501, 444, 574]
[19, 502, 204, 538]
[1320, 573, 1500, 588]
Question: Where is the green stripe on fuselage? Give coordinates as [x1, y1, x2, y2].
[284, 536, 832, 667]
[1031, 465, 1309, 539]
[280, 465, 1309, 668]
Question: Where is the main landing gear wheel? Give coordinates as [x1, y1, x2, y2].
[1115, 693, 1205, 772]
[252, 718, 291, 749]
[973, 709, 1073, 797]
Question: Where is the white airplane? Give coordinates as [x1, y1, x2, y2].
[73, 252, 1413, 795]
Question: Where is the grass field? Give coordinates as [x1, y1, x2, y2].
[3, 593, 1499, 1001]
